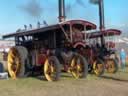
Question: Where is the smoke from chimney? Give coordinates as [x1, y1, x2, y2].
[90, 0, 99, 4]
[75, 0, 86, 8]
[65, 4, 72, 17]
[20, 0, 43, 18]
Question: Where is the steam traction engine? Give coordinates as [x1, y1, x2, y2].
[3, 20, 97, 81]
[2, 0, 121, 81]
[86, 29, 121, 75]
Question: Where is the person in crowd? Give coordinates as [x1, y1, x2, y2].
[120, 48, 127, 71]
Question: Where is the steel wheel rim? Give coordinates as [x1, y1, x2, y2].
[8, 47, 21, 79]
[107, 60, 115, 73]
[93, 61, 104, 76]
[44, 59, 56, 81]
[70, 57, 84, 79]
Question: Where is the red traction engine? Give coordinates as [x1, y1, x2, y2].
[3, 20, 97, 81]
[85, 29, 121, 76]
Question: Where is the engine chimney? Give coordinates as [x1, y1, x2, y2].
[98, 0, 105, 45]
[99, 0, 105, 31]
[58, 0, 66, 22]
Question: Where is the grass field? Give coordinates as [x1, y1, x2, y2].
[0, 66, 128, 96]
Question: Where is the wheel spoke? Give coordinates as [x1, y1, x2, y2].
[70, 54, 88, 79]
[8, 47, 22, 79]
[93, 59, 104, 76]
[106, 59, 117, 73]
[44, 56, 60, 81]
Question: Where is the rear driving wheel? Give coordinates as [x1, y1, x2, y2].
[106, 59, 118, 73]
[8, 47, 21, 79]
[70, 54, 88, 79]
[44, 56, 60, 81]
[93, 59, 104, 76]
[8, 46, 28, 79]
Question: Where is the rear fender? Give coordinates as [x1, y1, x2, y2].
[73, 42, 85, 48]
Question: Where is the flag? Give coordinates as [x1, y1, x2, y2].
[90, 0, 99, 4]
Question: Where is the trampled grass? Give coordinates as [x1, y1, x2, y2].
[0, 66, 128, 96]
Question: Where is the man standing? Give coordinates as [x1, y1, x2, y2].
[120, 48, 126, 71]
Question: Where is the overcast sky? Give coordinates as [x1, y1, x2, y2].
[0, 0, 127, 35]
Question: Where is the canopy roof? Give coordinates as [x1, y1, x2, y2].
[3, 20, 96, 39]
[87, 29, 121, 38]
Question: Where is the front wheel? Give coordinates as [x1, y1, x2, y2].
[93, 58, 105, 76]
[70, 53, 88, 79]
[44, 56, 60, 81]
[105, 58, 118, 73]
